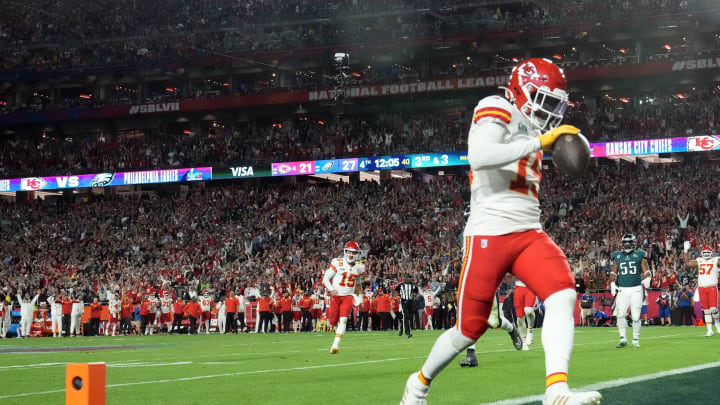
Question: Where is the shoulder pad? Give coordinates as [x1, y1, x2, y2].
[637, 249, 647, 257]
[611, 251, 620, 257]
[472, 96, 513, 126]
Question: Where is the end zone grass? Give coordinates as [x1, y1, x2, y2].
[0, 327, 717, 404]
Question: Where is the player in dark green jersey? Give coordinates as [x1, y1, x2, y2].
[609, 234, 651, 348]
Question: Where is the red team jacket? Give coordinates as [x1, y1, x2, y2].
[226, 297, 239, 313]
[184, 302, 201, 318]
[281, 297, 292, 312]
[121, 302, 133, 318]
[139, 301, 150, 316]
[62, 300, 73, 315]
[257, 297, 271, 312]
[173, 300, 185, 315]
[90, 303, 102, 319]
[377, 294, 391, 313]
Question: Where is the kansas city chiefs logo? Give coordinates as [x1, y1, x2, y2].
[20, 177, 47, 191]
[90, 173, 114, 187]
[518, 62, 540, 81]
[687, 136, 720, 151]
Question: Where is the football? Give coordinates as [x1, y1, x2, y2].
[552, 133, 591, 177]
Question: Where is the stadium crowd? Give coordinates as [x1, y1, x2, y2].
[0, 0, 703, 73]
[2, 86, 720, 179]
[1, 158, 717, 336]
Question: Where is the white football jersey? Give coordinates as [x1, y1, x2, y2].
[328, 258, 366, 296]
[109, 299, 121, 314]
[160, 297, 172, 313]
[424, 291, 436, 307]
[200, 296, 212, 312]
[311, 294, 322, 309]
[697, 257, 719, 287]
[465, 96, 543, 236]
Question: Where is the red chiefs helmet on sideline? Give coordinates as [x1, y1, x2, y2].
[504, 58, 569, 131]
[344, 241, 359, 263]
[702, 246, 713, 259]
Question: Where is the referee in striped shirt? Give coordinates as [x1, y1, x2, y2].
[397, 277, 417, 338]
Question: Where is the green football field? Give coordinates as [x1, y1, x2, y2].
[0, 327, 718, 404]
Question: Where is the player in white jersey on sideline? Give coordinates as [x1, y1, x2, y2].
[70, 295, 84, 337]
[107, 293, 121, 336]
[400, 57, 601, 405]
[684, 244, 720, 336]
[323, 241, 366, 354]
[199, 291, 213, 334]
[18, 291, 39, 338]
[422, 286, 439, 330]
[47, 293, 64, 338]
[160, 293, 173, 334]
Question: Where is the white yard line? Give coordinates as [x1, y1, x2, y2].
[479, 361, 720, 405]
[0, 330, 705, 400]
[0, 357, 417, 400]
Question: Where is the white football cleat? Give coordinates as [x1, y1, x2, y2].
[542, 391, 602, 405]
[632, 340, 640, 348]
[522, 341, 530, 351]
[400, 372, 429, 405]
[330, 346, 339, 354]
[705, 331, 714, 337]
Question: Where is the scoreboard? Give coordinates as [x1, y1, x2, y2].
[271, 152, 468, 177]
[0, 135, 714, 192]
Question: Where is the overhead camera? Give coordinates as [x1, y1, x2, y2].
[332, 52, 351, 103]
[333, 52, 350, 68]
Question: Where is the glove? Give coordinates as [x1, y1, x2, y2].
[683, 241, 690, 252]
[536, 124, 581, 151]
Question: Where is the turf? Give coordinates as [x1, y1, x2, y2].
[0, 327, 717, 404]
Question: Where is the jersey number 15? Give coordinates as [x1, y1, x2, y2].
[338, 272, 357, 287]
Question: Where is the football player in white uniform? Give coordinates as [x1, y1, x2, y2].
[160, 293, 174, 334]
[199, 291, 213, 334]
[47, 293, 64, 338]
[106, 293, 121, 336]
[401, 58, 601, 405]
[422, 287, 439, 330]
[684, 244, 720, 336]
[323, 241, 366, 354]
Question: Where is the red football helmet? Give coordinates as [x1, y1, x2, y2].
[505, 58, 569, 131]
[702, 246, 713, 259]
[344, 241, 359, 263]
